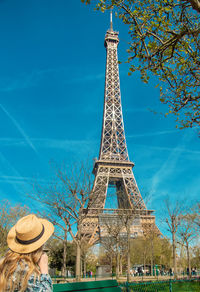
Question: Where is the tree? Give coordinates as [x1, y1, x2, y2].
[177, 244, 188, 273]
[82, 0, 200, 133]
[191, 245, 200, 270]
[81, 244, 97, 277]
[47, 238, 76, 275]
[99, 212, 125, 279]
[0, 200, 28, 255]
[31, 174, 71, 277]
[122, 211, 133, 282]
[192, 202, 200, 228]
[165, 199, 183, 278]
[158, 238, 172, 271]
[130, 236, 172, 274]
[115, 209, 136, 281]
[30, 162, 93, 280]
[145, 224, 161, 276]
[177, 211, 199, 277]
[130, 236, 152, 275]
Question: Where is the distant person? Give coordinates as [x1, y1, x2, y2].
[0, 214, 54, 291]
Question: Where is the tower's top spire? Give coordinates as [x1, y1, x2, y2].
[110, 9, 113, 31]
[104, 8, 119, 47]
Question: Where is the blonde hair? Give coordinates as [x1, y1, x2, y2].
[0, 247, 43, 292]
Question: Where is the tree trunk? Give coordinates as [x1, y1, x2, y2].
[172, 231, 177, 278]
[81, 257, 83, 278]
[110, 254, 113, 275]
[186, 242, 191, 278]
[116, 240, 120, 279]
[84, 257, 86, 278]
[76, 242, 81, 281]
[151, 240, 154, 276]
[61, 231, 67, 276]
[143, 252, 146, 276]
[119, 255, 123, 275]
[127, 221, 131, 282]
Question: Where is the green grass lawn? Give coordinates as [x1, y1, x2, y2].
[123, 280, 200, 291]
[172, 281, 200, 292]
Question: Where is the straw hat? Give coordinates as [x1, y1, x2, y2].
[7, 214, 54, 254]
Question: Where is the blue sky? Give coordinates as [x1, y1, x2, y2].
[0, 0, 200, 234]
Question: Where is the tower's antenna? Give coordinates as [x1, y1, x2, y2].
[110, 9, 113, 31]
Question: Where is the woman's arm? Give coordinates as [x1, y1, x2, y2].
[38, 253, 49, 274]
[27, 253, 53, 291]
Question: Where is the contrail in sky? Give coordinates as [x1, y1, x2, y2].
[0, 152, 28, 199]
[0, 104, 38, 154]
[0, 152, 42, 209]
[150, 130, 195, 199]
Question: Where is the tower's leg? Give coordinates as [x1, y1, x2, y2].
[88, 166, 109, 211]
[122, 170, 146, 210]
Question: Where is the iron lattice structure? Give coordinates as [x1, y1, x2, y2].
[82, 15, 158, 244]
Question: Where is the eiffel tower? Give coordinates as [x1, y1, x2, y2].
[82, 12, 158, 244]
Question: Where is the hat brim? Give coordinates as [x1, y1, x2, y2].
[7, 218, 54, 254]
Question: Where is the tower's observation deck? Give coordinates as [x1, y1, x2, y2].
[104, 29, 119, 47]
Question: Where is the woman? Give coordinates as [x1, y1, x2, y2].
[0, 214, 54, 291]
